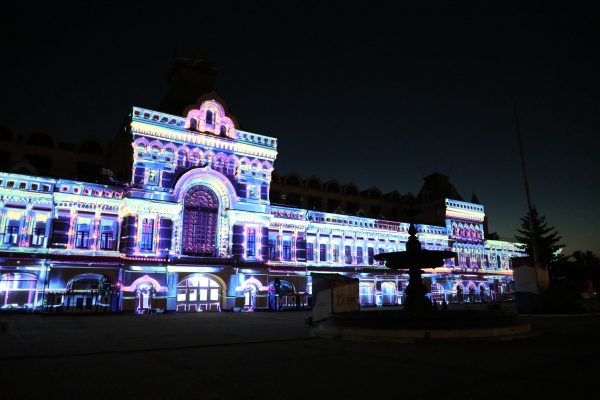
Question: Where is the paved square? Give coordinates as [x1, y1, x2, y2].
[1, 312, 598, 399]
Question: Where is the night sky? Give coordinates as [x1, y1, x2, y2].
[2, 2, 599, 254]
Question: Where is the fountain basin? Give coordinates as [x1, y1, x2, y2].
[311, 310, 534, 342]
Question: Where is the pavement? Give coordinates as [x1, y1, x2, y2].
[1, 311, 599, 399]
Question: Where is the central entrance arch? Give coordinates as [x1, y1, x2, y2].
[176, 274, 222, 312]
[182, 185, 219, 256]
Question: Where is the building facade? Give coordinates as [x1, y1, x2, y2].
[0, 100, 522, 313]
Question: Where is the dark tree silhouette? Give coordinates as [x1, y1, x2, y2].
[515, 207, 563, 265]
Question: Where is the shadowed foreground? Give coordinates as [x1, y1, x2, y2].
[1, 311, 598, 398]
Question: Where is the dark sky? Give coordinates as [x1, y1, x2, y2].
[2, 2, 599, 254]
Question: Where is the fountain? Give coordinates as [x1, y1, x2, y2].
[374, 221, 456, 313]
[310, 211, 534, 342]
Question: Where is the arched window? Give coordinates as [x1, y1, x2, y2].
[182, 186, 219, 256]
[0, 272, 38, 310]
[176, 274, 221, 312]
[206, 110, 214, 125]
[189, 118, 198, 131]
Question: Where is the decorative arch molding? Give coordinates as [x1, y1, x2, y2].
[235, 277, 268, 292]
[173, 168, 240, 257]
[185, 100, 236, 140]
[134, 138, 150, 148]
[164, 143, 178, 153]
[148, 140, 164, 150]
[122, 275, 167, 292]
[173, 167, 238, 208]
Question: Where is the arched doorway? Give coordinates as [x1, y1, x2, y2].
[182, 186, 219, 256]
[381, 282, 397, 306]
[64, 274, 113, 312]
[455, 284, 464, 303]
[176, 274, 222, 312]
[479, 284, 487, 302]
[243, 284, 258, 311]
[136, 282, 154, 313]
[359, 282, 375, 306]
[468, 284, 476, 302]
[268, 279, 295, 309]
[0, 272, 38, 310]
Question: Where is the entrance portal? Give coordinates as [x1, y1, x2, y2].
[176, 274, 221, 312]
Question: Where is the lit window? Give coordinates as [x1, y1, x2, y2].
[356, 247, 363, 264]
[140, 219, 154, 251]
[332, 245, 340, 262]
[246, 228, 256, 257]
[3, 220, 19, 245]
[31, 221, 46, 247]
[100, 224, 115, 250]
[367, 248, 374, 265]
[75, 224, 90, 248]
[282, 240, 292, 261]
[344, 246, 352, 264]
[319, 244, 327, 262]
[306, 242, 314, 261]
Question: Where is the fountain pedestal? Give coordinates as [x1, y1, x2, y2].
[374, 222, 456, 314]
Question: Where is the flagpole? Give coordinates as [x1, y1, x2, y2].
[513, 100, 541, 266]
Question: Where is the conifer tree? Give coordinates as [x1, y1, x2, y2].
[515, 207, 563, 265]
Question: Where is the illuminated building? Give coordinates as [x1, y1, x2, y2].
[0, 99, 522, 313]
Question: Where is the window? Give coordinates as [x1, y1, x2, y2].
[356, 247, 363, 264]
[260, 183, 269, 201]
[206, 110, 214, 125]
[146, 169, 159, 186]
[378, 248, 385, 265]
[319, 244, 327, 262]
[4, 220, 19, 245]
[367, 247, 374, 265]
[177, 151, 187, 168]
[344, 245, 352, 264]
[332, 245, 340, 262]
[100, 224, 115, 250]
[268, 239, 276, 260]
[306, 242, 314, 261]
[246, 228, 256, 257]
[75, 224, 90, 249]
[359, 282, 375, 306]
[0, 273, 38, 309]
[220, 125, 227, 136]
[140, 219, 154, 251]
[31, 221, 46, 247]
[76, 224, 90, 248]
[282, 240, 291, 261]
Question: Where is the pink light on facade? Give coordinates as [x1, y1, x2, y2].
[121, 275, 167, 292]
